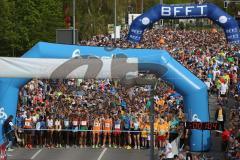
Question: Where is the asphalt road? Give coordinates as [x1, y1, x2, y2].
[7, 96, 227, 160]
[7, 147, 157, 160]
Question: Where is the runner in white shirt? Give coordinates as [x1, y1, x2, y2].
[213, 69, 220, 81]
[53, 118, 62, 148]
[46, 115, 54, 148]
[219, 82, 228, 105]
[164, 139, 174, 159]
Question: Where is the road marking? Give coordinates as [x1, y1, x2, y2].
[97, 148, 107, 160]
[30, 149, 42, 160]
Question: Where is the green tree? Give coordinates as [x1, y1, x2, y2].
[0, 0, 15, 56]
[12, 0, 64, 56]
[0, 0, 65, 56]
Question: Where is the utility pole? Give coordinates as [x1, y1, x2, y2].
[149, 81, 158, 160]
[120, 77, 158, 160]
[73, 0, 76, 44]
[114, 0, 117, 41]
[141, 0, 144, 13]
[160, 0, 163, 27]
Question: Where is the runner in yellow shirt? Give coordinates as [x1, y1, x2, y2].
[157, 119, 168, 149]
[140, 120, 150, 149]
[154, 118, 159, 149]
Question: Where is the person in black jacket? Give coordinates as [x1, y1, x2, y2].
[3, 115, 20, 151]
[215, 105, 226, 131]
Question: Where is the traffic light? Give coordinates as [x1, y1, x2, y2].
[64, 16, 72, 29]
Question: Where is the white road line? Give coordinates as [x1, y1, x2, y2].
[30, 149, 42, 160]
[97, 148, 107, 160]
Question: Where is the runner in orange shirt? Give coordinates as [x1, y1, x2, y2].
[154, 118, 159, 149]
[102, 114, 112, 148]
[23, 114, 33, 149]
[92, 116, 101, 148]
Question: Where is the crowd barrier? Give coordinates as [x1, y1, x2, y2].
[20, 128, 156, 132]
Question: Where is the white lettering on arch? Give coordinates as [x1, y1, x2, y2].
[161, 7, 171, 16]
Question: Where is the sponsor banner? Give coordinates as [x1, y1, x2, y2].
[0, 57, 138, 79]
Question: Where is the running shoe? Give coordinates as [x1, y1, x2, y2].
[7, 148, 14, 152]
[25, 145, 29, 149]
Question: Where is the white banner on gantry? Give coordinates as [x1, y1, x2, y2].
[0, 57, 138, 79]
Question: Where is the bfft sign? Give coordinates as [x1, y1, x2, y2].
[161, 5, 207, 17]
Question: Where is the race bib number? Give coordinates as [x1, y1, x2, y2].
[55, 121, 60, 126]
[105, 123, 110, 128]
[159, 130, 166, 135]
[147, 135, 151, 141]
[115, 124, 120, 129]
[64, 121, 69, 127]
[25, 122, 31, 126]
[94, 122, 100, 127]
[134, 123, 139, 130]
[48, 121, 53, 127]
[36, 122, 41, 130]
[81, 121, 87, 126]
[73, 121, 78, 126]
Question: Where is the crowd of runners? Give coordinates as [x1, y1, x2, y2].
[10, 28, 239, 159]
[16, 78, 185, 150]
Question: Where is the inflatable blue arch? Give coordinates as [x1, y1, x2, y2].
[0, 42, 209, 152]
[0, 3, 238, 152]
[128, 3, 240, 44]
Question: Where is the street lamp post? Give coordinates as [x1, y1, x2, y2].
[73, 0, 76, 44]
[120, 77, 158, 160]
[160, 0, 163, 27]
[114, 0, 117, 41]
[149, 81, 158, 160]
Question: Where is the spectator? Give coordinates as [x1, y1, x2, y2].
[215, 105, 226, 131]
[164, 139, 174, 159]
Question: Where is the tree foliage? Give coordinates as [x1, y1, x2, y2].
[0, 0, 238, 56]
